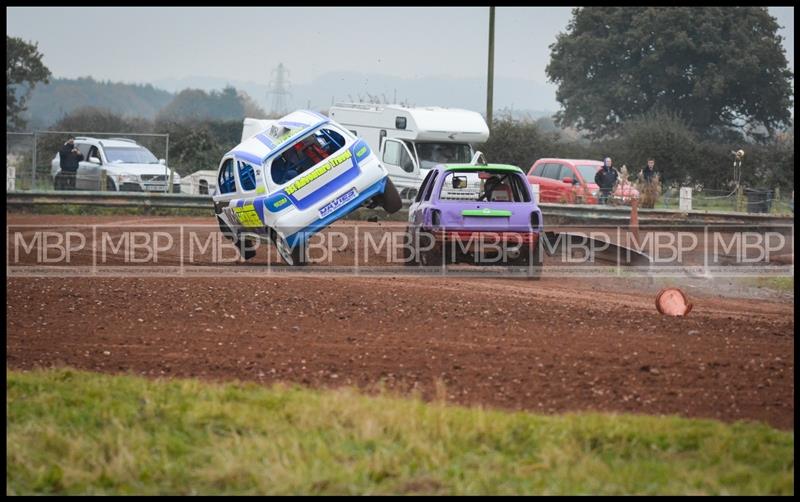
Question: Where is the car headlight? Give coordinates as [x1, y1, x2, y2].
[118, 174, 141, 183]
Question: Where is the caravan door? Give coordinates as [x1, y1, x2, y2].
[380, 138, 421, 200]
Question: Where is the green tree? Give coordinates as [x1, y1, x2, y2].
[546, 7, 794, 140]
[7, 36, 52, 130]
[156, 86, 245, 122]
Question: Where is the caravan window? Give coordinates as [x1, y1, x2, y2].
[416, 143, 471, 169]
[270, 128, 347, 185]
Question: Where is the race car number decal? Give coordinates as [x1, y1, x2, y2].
[319, 187, 358, 218]
[232, 204, 263, 228]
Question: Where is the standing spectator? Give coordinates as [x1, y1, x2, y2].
[57, 136, 83, 190]
[594, 157, 618, 205]
[638, 158, 662, 208]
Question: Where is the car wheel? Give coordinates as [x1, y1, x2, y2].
[508, 243, 542, 280]
[419, 231, 443, 267]
[401, 226, 415, 266]
[237, 233, 257, 261]
[106, 177, 117, 192]
[217, 216, 235, 242]
[381, 178, 403, 214]
[272, 231, 307, 266]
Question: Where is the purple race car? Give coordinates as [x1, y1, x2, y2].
[405, 162, 544, 277]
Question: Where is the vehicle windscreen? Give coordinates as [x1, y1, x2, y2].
[270, 127, 347, 185]
[104, 147, 159, 164]
[577, 165, 600, 182]
[439, 171, 531, 202]
[416, 143, 472, 170]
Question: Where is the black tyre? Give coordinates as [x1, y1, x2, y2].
[507, 243, 543, 280]
[237, 234, 257, 261]
[272, 231, 308, 266]
[401, 226, 416, 266]
[381, 178, 403, 214]
[217, 216, 236, 242]
[419, 231, 443, 267]
[105, 177, 117, 192]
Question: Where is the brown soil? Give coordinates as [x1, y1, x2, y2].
[6, 214, 795, 429]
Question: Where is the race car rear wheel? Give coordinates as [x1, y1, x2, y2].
[237, 233, 257, 261]
[507, 244, 542, 280]
[272, 231, 308, 266]
[381, 178, 403, 214]
[217, 216, 235, 242]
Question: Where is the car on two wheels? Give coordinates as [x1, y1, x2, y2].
[404, 162, 544, 278]
[212, 109, 402, 265]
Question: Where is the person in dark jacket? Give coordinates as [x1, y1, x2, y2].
[58, 136, 84, 190]
[594, 157, 618, 205]
[641, 158, 662, 184]
[638, 158, 662, 208]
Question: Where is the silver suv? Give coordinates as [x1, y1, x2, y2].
[51, 137, 180, 192]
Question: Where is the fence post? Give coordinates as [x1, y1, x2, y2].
[31, 131, 38, 189]
[100, 169, 107, 191]
[735, 185, 744, 212]
[165, 134, 172, 193]
[679, 187, 692, 211]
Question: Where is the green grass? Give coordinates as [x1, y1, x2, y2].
[6, 368, 794, 495]
[740, 276, 795, 293]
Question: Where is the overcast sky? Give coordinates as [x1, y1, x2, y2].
[6, 6, 795, 87]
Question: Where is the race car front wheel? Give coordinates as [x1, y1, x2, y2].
[272, 231, 308, 266]
[381, 178, 403, 214]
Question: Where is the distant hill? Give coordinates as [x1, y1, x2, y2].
[153, 72, 559, 118]
[20, 73, 559, 129]
[20, 77, 174, 128]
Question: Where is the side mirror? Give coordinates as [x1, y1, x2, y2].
[562, 177, 573, 184]
[159, 159, 166, 165]
[90, 156, 101, 164]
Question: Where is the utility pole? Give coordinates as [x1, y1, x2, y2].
[486, 6, 495, 129]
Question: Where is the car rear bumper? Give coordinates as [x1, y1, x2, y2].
[431, 230, 540, 246]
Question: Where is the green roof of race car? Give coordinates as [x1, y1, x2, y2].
[443, 163, 523, 173]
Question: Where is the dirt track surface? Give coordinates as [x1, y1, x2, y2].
[6, 214, 795, 429]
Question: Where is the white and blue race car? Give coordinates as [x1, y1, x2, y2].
[213, 110, 402, 265]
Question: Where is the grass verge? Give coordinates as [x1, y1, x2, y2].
[739, 276, 795, 293]
[6, 368, 794, 495]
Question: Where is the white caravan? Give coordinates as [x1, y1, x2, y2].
[327, 104, 490, 199]
[240, 105, 489, 200]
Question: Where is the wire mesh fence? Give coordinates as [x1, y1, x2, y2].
[659, 187, 794, 214]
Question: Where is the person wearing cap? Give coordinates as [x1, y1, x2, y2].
[594, 157, 618, 205]
[57, 136, 84, 190]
